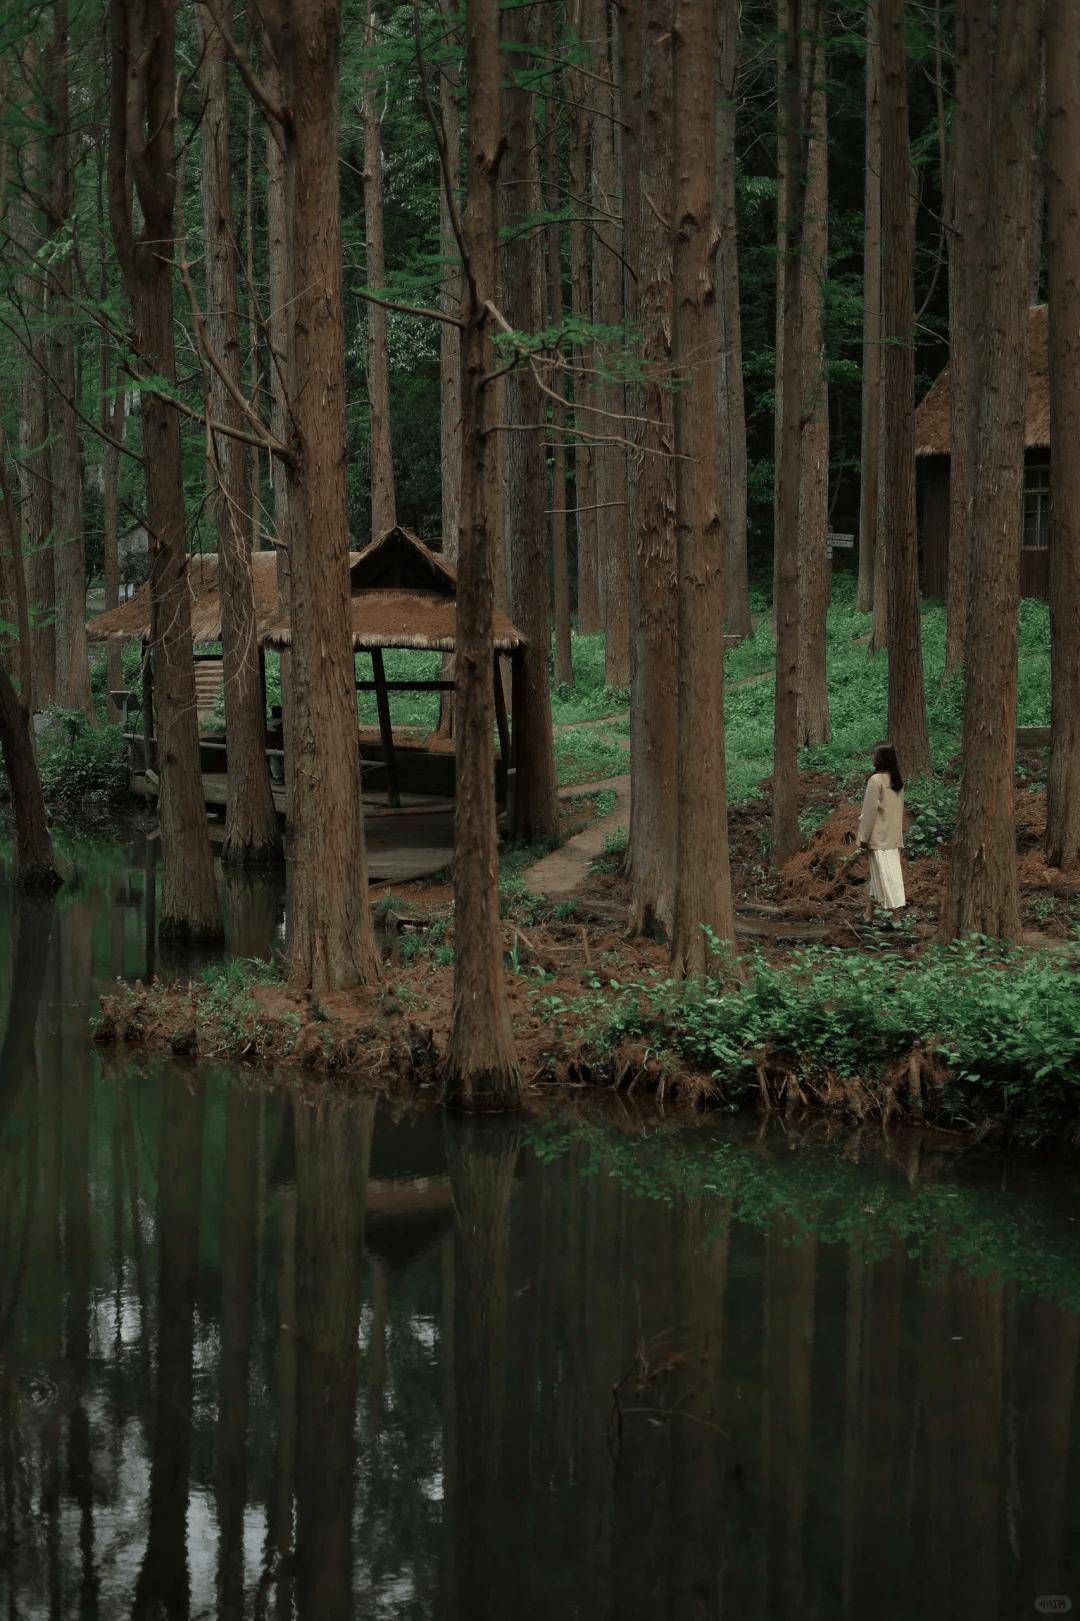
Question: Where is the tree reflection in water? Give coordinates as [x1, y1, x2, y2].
[0, 861, 1078, 1621]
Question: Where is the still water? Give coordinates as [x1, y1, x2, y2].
[0, 834, 1078, 1619]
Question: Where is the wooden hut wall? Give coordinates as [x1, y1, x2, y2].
[917, 455, 950, 600]
[917, 450, 1051, 603]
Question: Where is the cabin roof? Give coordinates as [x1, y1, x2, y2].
[914, 304, 1050, 458]
[86, 526, 525, 653]
[261, 589, 524, 653]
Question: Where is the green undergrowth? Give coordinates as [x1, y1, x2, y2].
[534, 937, 1080, 1145]
[33, 711, 130, 816]
[526, 1119, 1080, 1311]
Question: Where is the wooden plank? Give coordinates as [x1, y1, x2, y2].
[355, 679, 455, 693]
[370, 648, 401, 808]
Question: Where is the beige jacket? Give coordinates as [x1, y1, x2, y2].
[857, 772, 905, 850]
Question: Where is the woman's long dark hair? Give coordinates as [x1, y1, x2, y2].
[873, 743, 904, 793]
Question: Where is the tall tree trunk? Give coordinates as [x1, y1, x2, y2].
[879, 0, 931, 779]
[264, 45, 296, 829]
[716, 0, 751, 640]
[0, 443, 60, 892]
[798, 15, 831, 747]
[439, 0, 463, 568]
[16, 42, 55, 711]
[198, 2, 281, 866]
[444, 0, 520, 1105]
[569, 0, 600, 635]
[101, 381, 123, 720]
[46, 0, 92, 719]
[1045, 0, 1080, 871]
[362, 7, 396, 537]
[589, 0, 630, 689]
[943, 0, 1039, 939]
[628, 0, 677, 937]
[270, 0, 381, 987]
[858, 0, 881, 617]
[437, 0, 463, 732]
[771, 0, 806, 867]
[944, 0, 990, 678]
[108, 0, 222, 942]
[545, 87, 574, 690]
[98, 133, 123, 722]
[502, 4, 559, 843]
[670, 0, 736, 973]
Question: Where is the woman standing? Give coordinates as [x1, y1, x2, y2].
[857, 743, 906, 924]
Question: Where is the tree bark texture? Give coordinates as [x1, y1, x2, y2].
[16, 43, 55, 710]
[444, 0, 521, 1105]
[437, 0, 463, 730]
[943, 0, 1039, 939]
[670, 0, 737, 972]
[879, 0, 931, 779]
[716, 0, 751, 640]
[198, 2, 281, 866]
[108, 0, 222, 942]
[439, 0, 463, 566]
[798, 24, 831, 747]
[857, 0, 881, 616]
[0, 448, 60, 892]
[569, 0, 600, 635]
[944, 0, 991, 678]
[588, 0, 630, 689]
[264, 44, 296, 828]
[46, 0, 93, 718]
[628, 0, 677, 938]
[362, 8, 396, 537]
[502, 0, 559, 842]
[270, 0, 381, 987]
[545, 86, 574, 689]
[1044, 0, 1080, 870]
[771, 0, 805, 867]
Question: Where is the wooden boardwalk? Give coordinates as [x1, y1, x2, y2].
[132, 770, 456, 886]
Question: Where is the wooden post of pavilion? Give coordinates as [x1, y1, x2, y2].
[370, 648, 401, 808]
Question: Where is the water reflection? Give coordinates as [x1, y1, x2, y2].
[0, 848, 1078, 1617]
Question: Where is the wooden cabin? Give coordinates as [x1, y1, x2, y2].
[86, 526, 527, 819]
[915, 304, 1051, 601]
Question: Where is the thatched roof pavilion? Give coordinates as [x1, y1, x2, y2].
[86, 525, 526, 811]
[86, 526, 524, 654]
[86, 549, 288, 645]
[262, 525, 524, 653]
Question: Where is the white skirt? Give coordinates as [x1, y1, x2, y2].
[868, 848, 906, 910]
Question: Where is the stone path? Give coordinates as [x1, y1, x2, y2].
[526, 774, 631, 897]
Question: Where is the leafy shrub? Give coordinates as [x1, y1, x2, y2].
[904, 777, 960, 856]
[34, 712, 130, 808]
[537, 939, 1080, 1139]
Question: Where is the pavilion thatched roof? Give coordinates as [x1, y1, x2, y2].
[86, 550, 289, 645]
[914, 304, 1050, 458]
[86, 526, 525, 655]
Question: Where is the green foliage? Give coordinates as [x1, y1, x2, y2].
[554, 726, 627, 787]
[550, 633, 628, 722]
[34, 713, 129, 811]
[905, 777, 960, 856]
[536, 939, 1080, 1140]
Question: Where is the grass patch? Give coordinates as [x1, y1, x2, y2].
[535, 936, 1080, 1143]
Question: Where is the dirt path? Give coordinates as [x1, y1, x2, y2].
[527, 775, 631, 896]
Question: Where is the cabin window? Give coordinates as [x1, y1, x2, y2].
[1022, 461, 1051, 550]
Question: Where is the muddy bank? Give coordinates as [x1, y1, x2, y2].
[94, 909, 1080, 1151]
